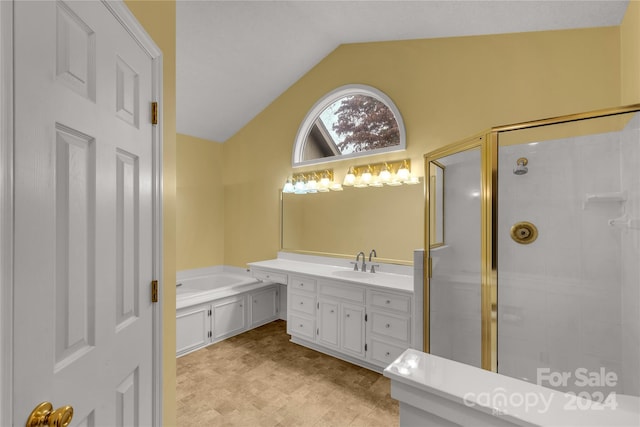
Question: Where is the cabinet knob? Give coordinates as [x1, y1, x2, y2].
[300, 283, 304, 287]
[299, 324, 303, 328]
[385, 352, 390, 357]
[299, 301, 304, 305]
[386, 300, 391, 304]
[346, 314, 350, 318]
[386, 323, 390, 328]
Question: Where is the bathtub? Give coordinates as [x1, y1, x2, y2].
[176, 268, 283, 356]
[176, 272, 263, 310]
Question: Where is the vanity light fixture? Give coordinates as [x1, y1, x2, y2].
[343, 159, 419, 189]
[283, 161, 417, 195]
[284, 169, 337, 194]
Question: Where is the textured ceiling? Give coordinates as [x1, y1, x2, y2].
[176, 0, 629, 143]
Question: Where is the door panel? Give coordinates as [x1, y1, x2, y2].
[13, 1, 155, 424]
[428, 147, 482, 368]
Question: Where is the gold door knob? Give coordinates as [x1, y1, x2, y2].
[26, 402, 73, 427]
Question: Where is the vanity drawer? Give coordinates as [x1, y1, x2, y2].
[319, 282, 365, 303]
[290, 275, 316, 292]
[370, 311, 410, 343]
[288, 314, 315, 341]
[370, 290, 411, 313]
[289, 292, 316, 316]
[370, 338, 407, 367]
[252, 268, 288, 285]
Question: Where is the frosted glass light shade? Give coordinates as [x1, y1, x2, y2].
[397, 166, 410, 182]
[343, 171, 356, 186]
[283, 178, 295, 193]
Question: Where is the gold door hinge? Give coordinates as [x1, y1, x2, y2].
[151, 280, 159, 303]
[151, 102, 158, 125]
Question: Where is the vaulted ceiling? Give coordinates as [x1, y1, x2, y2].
[176, 0, 629, 143]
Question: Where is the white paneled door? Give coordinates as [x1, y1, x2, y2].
[12, 1, 159, 425]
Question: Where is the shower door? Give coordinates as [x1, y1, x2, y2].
[495, 110, 640, 398]
[426, 140, 485, 368]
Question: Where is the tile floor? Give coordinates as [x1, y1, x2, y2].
[176, 320, 399, 426]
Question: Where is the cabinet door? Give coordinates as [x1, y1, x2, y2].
[176, 305, 210, 356]
[251, 286, 278, 328]
[318, 299, 339, 348]
[213, 295, 247, 340]
[341, 303, 365, 358]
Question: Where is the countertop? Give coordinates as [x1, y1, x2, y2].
[248, 258, 413, 293]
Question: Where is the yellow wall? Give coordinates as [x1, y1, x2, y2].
[622, 0, 640, 104]
[124, 1, 176, 425]
[177, 134, 225, 270]
[223, 27, 621, 267]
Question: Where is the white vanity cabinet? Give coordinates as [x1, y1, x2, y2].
[248, 259, 414, 373]
[367, 289, 412, 369]
[318, 280, 366, 359]
[287, 275, 317, 341]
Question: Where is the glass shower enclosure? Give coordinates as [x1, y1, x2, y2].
[425, 105, 640, 399]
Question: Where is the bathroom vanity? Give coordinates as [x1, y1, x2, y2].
[249, 255, 415, 372]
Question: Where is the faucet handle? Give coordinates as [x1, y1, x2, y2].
[370, 264, 380, 273]
[350, 262, 359, 271]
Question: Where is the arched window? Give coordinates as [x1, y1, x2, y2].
[292, 85, 406, 166]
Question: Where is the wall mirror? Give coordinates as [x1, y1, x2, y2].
[292, 85, 406, 167]
[281, 183, 423, 264]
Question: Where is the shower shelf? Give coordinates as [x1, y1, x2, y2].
[582, 191, 627, 209]
[608, 214, 640, 230]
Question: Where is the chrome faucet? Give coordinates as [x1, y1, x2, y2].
[369, 249, 380, 273]
[352, 251, 366, 272]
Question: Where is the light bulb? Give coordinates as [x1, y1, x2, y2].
[379, 166, 391, 183]
[397, 165, 410, 182]
[361, 170, 372, 185]
[370, 174, 383, 187]
[294, 179, 307, 194]
[319, 174, 331, 189]
[307, 177, 318, 193]
[343, 168, 356, 186]
[283, 178, 295, 193]
[387, 173, 402, 186]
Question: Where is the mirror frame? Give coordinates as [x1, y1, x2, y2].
[292, 84, 406, 167]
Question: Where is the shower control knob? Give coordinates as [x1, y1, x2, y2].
[510, 221, 538, 244]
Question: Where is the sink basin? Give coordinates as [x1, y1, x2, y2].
[330, 269, 410, 289]
[331, 270, 374, 280]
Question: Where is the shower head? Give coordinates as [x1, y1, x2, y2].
[513, 157, 528, 175]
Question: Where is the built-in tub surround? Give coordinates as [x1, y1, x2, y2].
[385, 349, 640, 427]
[249, 252, 418, 373]
[175, 266, 283, 356]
